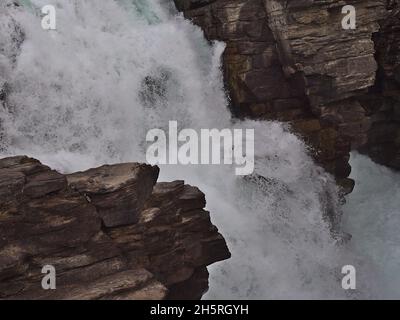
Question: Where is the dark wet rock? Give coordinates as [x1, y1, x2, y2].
[360, 1, 400, 169]
[0, 156, 230, 300]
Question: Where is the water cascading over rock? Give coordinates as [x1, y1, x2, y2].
[0, 0, 381, 299]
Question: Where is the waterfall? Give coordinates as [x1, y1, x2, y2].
[342, 153, 400, 299]
[0, 0, 394, 299]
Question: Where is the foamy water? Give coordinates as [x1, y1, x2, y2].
[0, 0, 398, 299]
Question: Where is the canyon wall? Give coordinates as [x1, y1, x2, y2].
[360, 2, 400, 168]
[0, 156, 230, 300]
[175, 0, 400, 191]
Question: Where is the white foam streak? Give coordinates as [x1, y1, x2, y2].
[1, 0, 394, 299]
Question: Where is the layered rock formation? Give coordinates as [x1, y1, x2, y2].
[360, 1, 400, 169]
[0, 156, 230, 300]
[174, 0, 400, 192]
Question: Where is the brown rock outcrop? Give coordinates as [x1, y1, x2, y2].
[0, 156, 230, 300]
[360, 1, 400, 169]
[174, 0, 399, 193]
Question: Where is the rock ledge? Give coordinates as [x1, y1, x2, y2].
[0, 156, 230, 300]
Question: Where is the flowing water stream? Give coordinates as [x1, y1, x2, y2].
[0, 0, 398, 299]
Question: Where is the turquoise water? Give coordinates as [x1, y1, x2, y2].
[18, 0, 160, 24]
[18, 0, 37, 11]
[118, 0, 161, 24]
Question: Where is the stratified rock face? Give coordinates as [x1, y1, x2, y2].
[174, 0, 396, 193]
[0, 156, 230, 300]
[68, 163, 159, 227]
[361, 1, 400, 169]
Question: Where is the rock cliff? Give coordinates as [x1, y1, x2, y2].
[0, 156, 230, 300]
[360, 1, 400, 169]
[174, 0, 400, 192]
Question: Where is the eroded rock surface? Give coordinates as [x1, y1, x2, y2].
[361, 1, 400, 169]
[0, 156, 230, 300]
[175, 0, 399, 192]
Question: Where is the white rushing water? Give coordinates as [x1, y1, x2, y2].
[342, 153, 400, 299]
[0, 0, 398, 299]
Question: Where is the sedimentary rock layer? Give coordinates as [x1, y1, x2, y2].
[0, 156, 230, 300]
[175, 0, 399, 192]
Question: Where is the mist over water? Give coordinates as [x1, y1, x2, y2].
[0, 0, 398, 299]
[342, 153, 400, 299]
